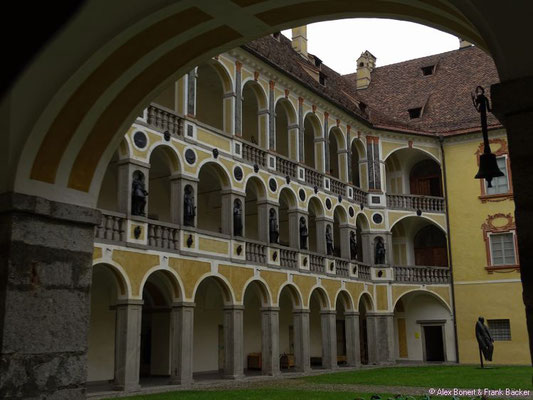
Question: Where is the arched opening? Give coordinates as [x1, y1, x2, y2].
[242, 81, 266, 147]
[391, 217, 447, 267]
[140, 271, 177, 380]
[303, 114, 320, 169]
[384, 148, 442, 196]
[193, 277, 229, 378]
[333, 206, 347, 257]
[355, 213, 370, 263]
[279, 188, 296, 247]
[148, 146, 178, 222]
[358, 293, 373, 365]
[87, 264, 124, 384]
[242, 281, 268, 376]
[197, 163, 228, 234]
[244, 177, 265, 241]
[335, 291, 354, 367]
[97, 150, 119, 212]
[309, 288, 328, 368]
[351, 139, 364, 188]
[410, 159, 443, 196]
[328, 128, 341, 178]
[275, 99, 295, 158]
[196, 63, 224, 131]
[278, 285, 301, 372]
[393, 291, 455, 362]
[308, 197, 324, 253]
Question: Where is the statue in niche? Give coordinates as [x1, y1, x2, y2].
[183, 185, 196, 227]
[325, 225, 334, 256]
[374, 236, 386, 264]
[299, 217, 308, 250]
[233, 199, 243, 237]
[269, 208, 279, 244]
[475, 316, 494, 366]
[131, 171, 148, 216]
[350, 230, 357, 260]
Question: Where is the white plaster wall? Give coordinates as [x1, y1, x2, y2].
[396, 292, 456, 362]
[193, 280, 224, 373]
[87, 268, 117, 382]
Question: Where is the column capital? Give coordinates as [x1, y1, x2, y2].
[115, 299, 144, 306]
[172, 301, 195, 309]
[293, 308, 310, 314]
[260, 306, 280, 312]
[344, 311, 360, 317]
[320, 309, 337, 315]
[117, 157, 150, 169]
[224, 305, 245, 311]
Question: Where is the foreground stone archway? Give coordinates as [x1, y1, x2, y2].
[2, 2, 533, 399]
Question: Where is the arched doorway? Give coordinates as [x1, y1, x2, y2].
[197, 163, 230, 234]
[242, 81, 267, 147]
[328, 127, 343, 178]
[279, 188, 297, 247]
[358, 293, 373, 365]
[308, 197, 324, 253]
[148, 146, 179, 222]
[351, 139, 364, 188]
[410, 159, 442, 196]
[303, 113, 320, 169]
[244, 177, 266, 241]
[196, 63, 225, 131]
[414, 225, 448, 266]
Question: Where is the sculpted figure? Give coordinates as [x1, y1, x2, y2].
[183, 185, 196, 227]
[269, 208, 279, 244]
[475, 316, 494, 363]
[375, 236, 386, 264]
[350, 230, 357, 260]
[233, 199, 243, 237]
[131, 171, 148, 216]
[299, 217, 308, 250]
[326, 225, 334, 256]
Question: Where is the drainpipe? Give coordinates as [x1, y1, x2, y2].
[439, 134, 460, 364]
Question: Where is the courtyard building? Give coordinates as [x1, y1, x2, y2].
[85, 28, 526, 392]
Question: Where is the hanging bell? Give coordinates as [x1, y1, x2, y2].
[475, 152, 504, 187]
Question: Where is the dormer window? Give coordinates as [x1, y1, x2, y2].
[359, 102, 367, 113]
[272, 32, 281, 41]
[408, 107, 422, 119]
[319, 72, 326, 86]
[314, 56, 323, 68]
[421, 65, 435, 76]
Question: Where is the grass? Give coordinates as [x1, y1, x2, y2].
[103, 389, 476, 400]
[304, 365, 533, 390]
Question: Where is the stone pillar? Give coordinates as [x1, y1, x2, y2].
[345, 312, 361, 367]
[298, 97, 305, 163]
[360, 232, 372, 264]
[235, 61, 242, 137]
[346, 126, 352, 183]
[114, 300, 143, 391]
[187, 68, 197, 117]
[261, 307, 280, 376]
[257, 200, 277, 243]
[339, 223, 351, 259]
[320, 310, 338, 370]
[0, 193, 100, 399]
[288, 209, 307, 249]
[492, 78, 533, 364]
[315, 217, 330, 254]
[293, 309, 311, 372]
[170, 302, 195, 385]
[222, 191, 245, 238]
[324, 112, 330, 173]
[117, 159, 150, 215]
[223, 306, 244, 379]
[268, 80, 275, 150]
[366, 313, 394, 364]
[366, 136, 382, 191]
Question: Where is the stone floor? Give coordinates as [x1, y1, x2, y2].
[87, 362, 444, 399]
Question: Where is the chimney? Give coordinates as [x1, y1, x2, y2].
[356, 51, 376, 90]
[291, 26, 308, 59]
[459, 37, 473, 49]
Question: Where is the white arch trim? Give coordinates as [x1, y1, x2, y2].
[241, 276, 274, 308]
[138, 265, 185, 302]
[392, 287, 452, 313]
[92, 258, 133, 300]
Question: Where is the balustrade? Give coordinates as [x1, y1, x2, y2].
[335, 258, 349, 277]
[309, 253, 325, 274]
[393, 265, 450, 284]
[357, 262, 372, 281]
[329, 176, 346, 197]
[95, 211, 126, 243]
[276, 155, 297, 178]
[146, 104, 183, 136]
[279, 248, 298, 269]
[305, 167, 323, 188]
[245, 240, 267, 264]
[241, 141, 267, 167]
[386, 194, 445, 213]
[148, 221, 179, 251]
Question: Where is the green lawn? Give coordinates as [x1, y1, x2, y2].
[104, 389, 469, 400]
[304, 365, 533, 390]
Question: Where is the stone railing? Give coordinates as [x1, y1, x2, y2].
[352, 186, 368, 206]
[245, 240, 266, 264]
[241, 141, 267, 167]
[148, 221, 180, 251]
[329, 176, 346, 197]
[276, 154, 297, 178]
[305, 166, 323, 189]
[95, 211, 126, 243]
[309, 252, 325, 274]
[146, 104, 183, 136]
[393, 265, 450, 284]
[335, 258, 349, 277]
[280, 247, 298, 269]
[386, 194, 445, 213]
[357, 262, 372, 281]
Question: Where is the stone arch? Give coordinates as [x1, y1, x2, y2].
[334, 289, 355, 312]
[393, 288, 451, 313]
[148, 145, 181, 221]
[278, 187, 297, 246]
[244, 175, 267, 200]
[91, 259, 131, 299]
[308, 196, 325, 253]
[147, 142, 182, 173]
[197, 161, 232, 232]
[383, 146, 441, 165]
[328, 126, 345, 179]
[139, 266, 183, 302]
[242, 79, 268, 147]
[303, 112, 321, 169]
[241, 277, 273, 308]
[308, 286, 331, 310]
[274, 98, 297, 158]
[357, 291, 375, 312]
[192, 273, 235, 306]
[196, 159, 232, 189]
[276, 282, 303, 308]
[350, 137, 365, 187]
[390, 214, 446, 234]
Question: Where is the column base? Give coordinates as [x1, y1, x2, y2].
[113, 383, 141, 392]
[223, 373, 245, 380]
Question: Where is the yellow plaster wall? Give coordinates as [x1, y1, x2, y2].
[111, 250, 159, 297]
[382, 141, 404, 161]
[169, 258, 210, 300]
[345, 282, 364, 309]
[321, 279, 341, 308]
[93, 247, 102, 260]
[293, 275, 316, 308]
[375, 285, 389, 311]
[428, 286, 451, 309]
[198, 237, 229, 255]
[196, 127, 231, 152]
[260, 270, 288, 305]
[218, 264, 254, 303]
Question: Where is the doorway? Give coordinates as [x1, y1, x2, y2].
[423, 325, 445, 361]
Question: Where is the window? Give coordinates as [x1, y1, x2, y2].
[487, 319, 511, 341]
[408, 107, 422, 119]
[421, 65, 435, 76]
[485, 156, 509, 195]
[489, 232, 516, 265]
[319, 72, 326, 86]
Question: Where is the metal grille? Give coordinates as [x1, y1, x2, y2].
[488, 319, 511, 341]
